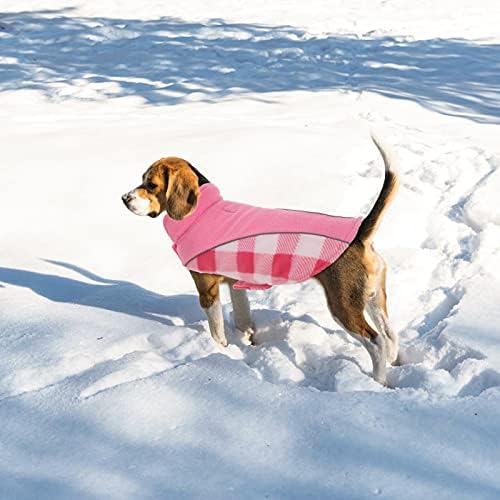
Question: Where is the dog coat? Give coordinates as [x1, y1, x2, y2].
[163, 183, 362, 290]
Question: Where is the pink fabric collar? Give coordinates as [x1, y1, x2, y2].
[163, 183, 222, 243]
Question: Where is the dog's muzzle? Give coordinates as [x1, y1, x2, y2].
[122, 193, 132, 206]
[122, 191, 158, 217]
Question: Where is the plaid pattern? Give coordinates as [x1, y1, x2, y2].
[186, 232, 348, 290]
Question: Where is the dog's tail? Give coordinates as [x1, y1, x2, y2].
[355, 134, 399, 245]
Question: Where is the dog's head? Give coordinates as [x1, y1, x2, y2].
[122, 157, 200, 220]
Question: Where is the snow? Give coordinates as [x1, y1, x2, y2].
[1, 1, 500, 498]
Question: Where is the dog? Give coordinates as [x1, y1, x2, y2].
[122, 136, 399, 384]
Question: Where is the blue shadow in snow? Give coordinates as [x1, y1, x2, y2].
[0, 9, 499, 122]
[0, 260, 204, 327]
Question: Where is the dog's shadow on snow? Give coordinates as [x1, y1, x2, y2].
[0, 259, 332, 340]
[0, 260, 366, 384]
[0, 260, 206, 327]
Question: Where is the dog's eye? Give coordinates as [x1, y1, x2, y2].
[146, 181, 157, 190]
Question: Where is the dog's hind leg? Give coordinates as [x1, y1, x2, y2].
[335, 308, 388, 385]
[228, 284, 255, 344]
[317, 255, 388, 385]
[366, 265, 399, 365]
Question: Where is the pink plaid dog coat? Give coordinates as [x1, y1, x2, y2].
[163, 184, 362, 290]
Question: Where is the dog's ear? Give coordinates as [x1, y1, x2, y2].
[165, 160, 200, 220]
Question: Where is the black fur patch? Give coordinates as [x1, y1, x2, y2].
[187, 189, 196, 206]
[188, 162, 210, 185]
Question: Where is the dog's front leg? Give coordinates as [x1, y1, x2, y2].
[190, 271, 227, 347]
[228, 284, 255, 344]
[204, 297, 227, 347]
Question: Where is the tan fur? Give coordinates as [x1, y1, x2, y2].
[135, 157, 200, 218]
[190, 271, 224, 309]
[316, 243, 384, 341]
[162, 158, 200, 220]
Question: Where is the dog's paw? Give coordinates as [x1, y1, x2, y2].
[212, 335, 228, 348]
[391, 354, 402, 367]
[242, 327, 255, 345]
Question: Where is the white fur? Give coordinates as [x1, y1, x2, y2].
[205, 298, 227, 347]
[350, 331, 387, 385]
[229, 286, 254, 342]
[366, 300, 399, 365]
[125, 189, 151, 216]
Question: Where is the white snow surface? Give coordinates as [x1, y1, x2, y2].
[1, 1, 500, 499]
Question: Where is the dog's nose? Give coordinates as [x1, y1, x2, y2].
[122, 193, 131, 205]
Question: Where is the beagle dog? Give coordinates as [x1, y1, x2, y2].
[122, 137, 399, 385]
